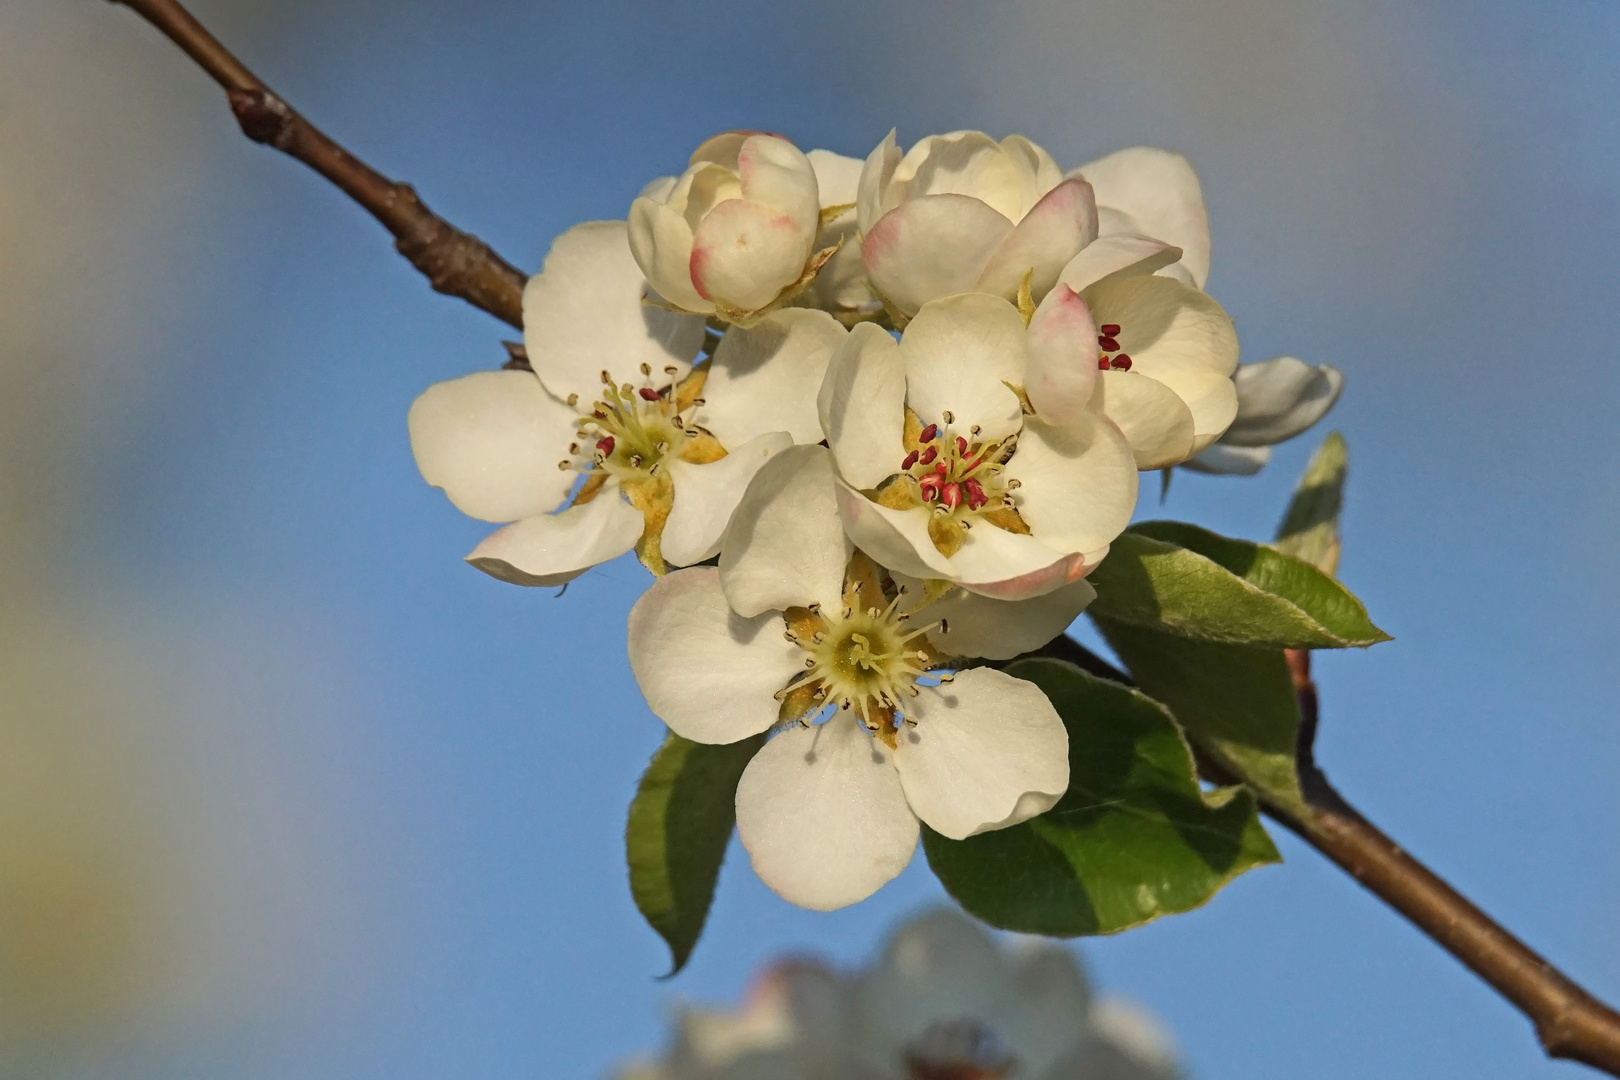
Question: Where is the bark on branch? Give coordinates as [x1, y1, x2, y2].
[109, 0, 529, 329]
[1030, 637, 1620, 1075]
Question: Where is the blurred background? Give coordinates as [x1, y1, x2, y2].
[3, 0, 1618, 1076]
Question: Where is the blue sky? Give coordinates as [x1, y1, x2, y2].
[5, 0, 1620, 1076]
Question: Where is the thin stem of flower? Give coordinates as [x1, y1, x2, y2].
[106, 0, 529, 328]
[1019, 634, 1620, 1075]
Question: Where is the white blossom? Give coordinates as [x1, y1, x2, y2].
[1183, 355, 1345, 475]
[1069, 146, 1211, 289]
[858, 130, 1099, 319]
[627, 446, 1072, 910]
[409, 222, 843, 581]
[820, 291, 1138, 602]
[629, 132, 832, 323]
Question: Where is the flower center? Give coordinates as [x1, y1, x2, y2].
[779, 583, 946, 740]
[899, 416, 1017, 526]
[902, 1019, 1018, 1080]
[559, 366, 693, 484]
[1096, 321, 1133, 371]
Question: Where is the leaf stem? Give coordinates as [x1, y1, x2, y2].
[107, 0, 529, 328]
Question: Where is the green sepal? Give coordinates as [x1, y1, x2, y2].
[923, 658, 1279, 936]
[625, 730, 763, 976]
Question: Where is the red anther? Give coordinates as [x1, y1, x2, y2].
[1100, 323, 1121, 335]
[1110, 354, 1133, 371]
[933, 461, 948, 476]
[964, 478, 987, 510]
[593, 409, 606, 419]
[941, 482, 963, 509]
[1097, 336, 1121, 351]
[638, 387, 661, 401]
[901, 450, 920, 470]
[1098, 357, 1111, 370]
[955, 436, 968, 455]
[919, 445, 938, 465]
[596, 436, 616, 456]
[919, 475, 942, 500]
[919, 424, 938, 443]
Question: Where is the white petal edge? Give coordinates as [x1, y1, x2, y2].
[818, 322, 908, 490]
[735, 716, 918, 911]
[974, 177, 1098, 301]
[892, 667, 1069, 840]
[1222, 357, 1344, 447]
[1074, 146, 1210, 288]
[904, 577, 1098, 661]
[720, 444, 852, 617]
[408, 369, 576, 523]
[627, 196, 712, 313]
[703, 309, 848, 447]
[1181, 443, 1272, 475]
[627, 566, 802, 744]
[661, 432, 794, 568]
[465, 484, 642, 586]
[862, 194, 1014, 316]
[899, 292, 1026, 442]
[1006, 413, 1140, 557]
[1088, 369, 1198, 471]
[1057, 233, 1183, 294]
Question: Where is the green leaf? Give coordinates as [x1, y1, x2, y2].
[626, 731, 763, 976]
[1275, 431, 1347, 575]
[922, 658, 1279, 936]
[1086, 523, 1387, 649]
[1092, 618, 1308, 814]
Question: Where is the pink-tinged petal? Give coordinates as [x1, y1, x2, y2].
[735, 715, 918, 911]
[690, 199, 814, 313]
[465, 485, 642, 586]
[720, 445, 851, 618]
[1057, 233, 1183, 293]
[1005, 413, 1139, 558]
[899, 293, 1026, 441]
[738, 134, 820, 232]
[951, 542, 1091, 602]
[627, 566, 802, 745]
[1088, 370, 1197, 470]
[1074, 147, 1210, 288]
[628, 195, 712, 313]
[1022, 284, 1099, 428]
[660, 432, 794, 568]
[818, 323, 908, 490]
[856, 129, 902, 237]
[704, 309, 847, 447]
[523, 221, 706, 403]
[862, 194, 1014, 316]
[689, 130, 770, 170]
[1182, 443, 1272, 476]
[892, 668, 1068, 840]
[408, 369, 576, 523]
[975, 178, 1098, 301]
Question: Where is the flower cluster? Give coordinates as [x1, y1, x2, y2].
[613, 907, 1182, 1080]
[408, 130, 1340, 911]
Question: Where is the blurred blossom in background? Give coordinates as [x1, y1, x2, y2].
[2, 1, 1619, 1078]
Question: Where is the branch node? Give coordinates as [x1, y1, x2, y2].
[227, 87, 294, 148]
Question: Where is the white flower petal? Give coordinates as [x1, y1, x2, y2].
[1057, 233, 1183, 293]
[688, 130, 751, 170]
[522, 221, 706, 403]
[856, 129, 903, 238]
[660, 432, 794, 568]
[465, 485, 642, 586]
[703, 309, 848, 447]
[407, 369, 576, 523]
[1074, 146, 1210, 289]
[808, 148, 865, 209]
[738, 135, 820, 231]
[994, 944, 1094, 1078]
[892, 667, 1068, 840]
[818, 322, 908, 490]
[862, 195, 1015, 317]
[627, 566, 802, 744]
[1221, 356, 1344, 447]
[1022, 284, 1099, 429]
[974, 177, 1098, 301]
[899, 293, 1026, 441]
[1081, 274, 1238, 382]
[628, 196, 713, 314]
[834, 481, 952, 582]
[1000, 134, 1064, 198]
[1182, 443, 1272, 475]
[1152, 367, 1240, 453]
[1088, 370, 1198, 471]
[690, 199, 813, 313]
[1007, 412, 1139, 558]
[720, 445, 851, 617]
[735, 716, 918, 911]
[906, 577, 1097, 661]
[901, 131, 1035, 223]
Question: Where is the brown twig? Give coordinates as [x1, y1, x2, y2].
[1021, 635, 1620, 1072]
[107, 0, 529, 329]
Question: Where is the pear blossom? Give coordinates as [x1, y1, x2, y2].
[819, 289, 1138, 602]
[627, 445, 1071, 910]
[1055, 239, 1240, 470]
[629, 132, 835, 324]
[803, 148, 881, 323]
[858, 130, 1099, 320]
[1183, 355, 1345, 475]
[409, 221, 845, 582]
[1069, 146, 1211, 289]
[613, 908, 1182, 1080]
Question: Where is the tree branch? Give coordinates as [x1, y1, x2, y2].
[108, 0, 529, 329]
